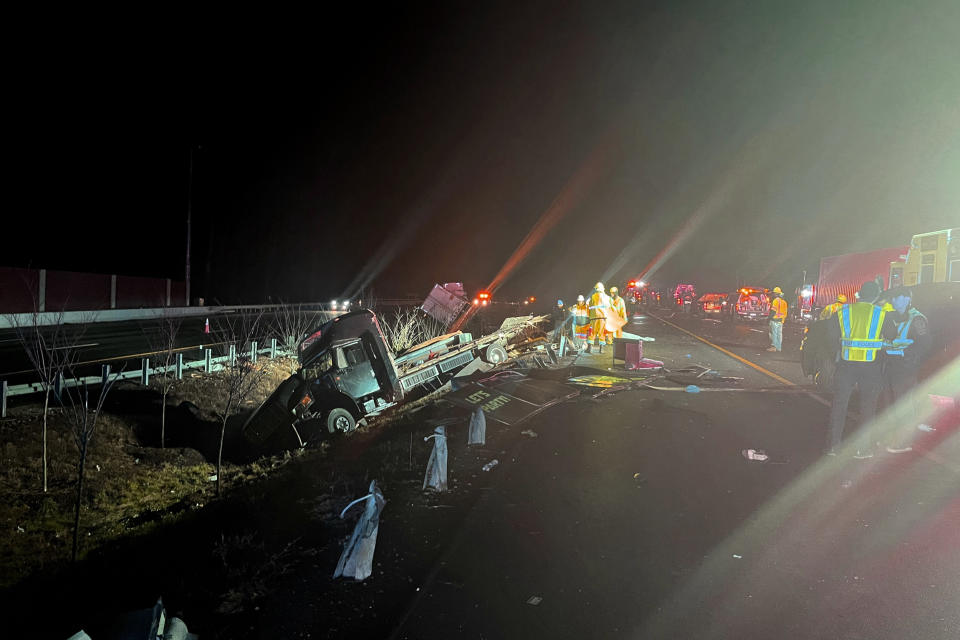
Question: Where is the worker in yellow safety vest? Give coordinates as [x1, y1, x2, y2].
[571, 295, 591, 348]
[587, 282, 611, 352]
[819, 293, 847, 320]
[824, 280, 898, 458]
[765, 287, 789, 352]
[609, 287, 627, 339]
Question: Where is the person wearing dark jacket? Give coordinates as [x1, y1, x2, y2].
[880, 286, 932, 453]
[551, 299, 570, 344]
[825, 280, 898, 458]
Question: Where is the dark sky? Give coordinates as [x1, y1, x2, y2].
[9, 1, 959, 304]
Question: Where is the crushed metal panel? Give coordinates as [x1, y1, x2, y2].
[421, 283, 469, 327]
[567, 375, 635, 388]
[445, 375, 579, 425]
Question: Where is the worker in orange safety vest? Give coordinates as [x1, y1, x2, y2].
[766, 287, 789, 352]
[820, 293, 847, 320]
[587, 282, 611, 352]
[609, 287, 627, 339]
[572, 295, 591, 348]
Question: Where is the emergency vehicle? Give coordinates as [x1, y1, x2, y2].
[733, 287, 769, 321]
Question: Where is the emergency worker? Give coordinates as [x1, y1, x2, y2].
[609, 287, 627, 339]
[820, 294, 848, 320]
[825, 280, 898, 458]
[880, 287, 931, 453]
[588, 282, 611, 352]
[766, 287, 788, 352]
[572, 295, 591, 348]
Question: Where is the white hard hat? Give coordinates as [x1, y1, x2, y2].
[577, 294, 585, 302]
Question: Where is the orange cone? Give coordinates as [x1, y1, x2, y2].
[204, 318, 210, 334]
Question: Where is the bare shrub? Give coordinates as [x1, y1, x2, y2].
[381, 309, 446, 354]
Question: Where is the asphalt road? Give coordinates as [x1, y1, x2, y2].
[381, 312, 959, 639]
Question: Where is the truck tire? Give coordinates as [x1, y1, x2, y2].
[326, 407, 356, 433]
[483, 343, 508, 364]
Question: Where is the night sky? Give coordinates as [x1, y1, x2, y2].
[8, 1, 959, 304]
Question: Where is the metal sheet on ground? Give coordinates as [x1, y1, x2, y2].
[444, 376, 579, 425]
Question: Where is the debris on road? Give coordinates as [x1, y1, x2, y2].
[526, 595, 543, 606]
[685, 385, 701, 393]
[467, 407, 486, 446]
[520, 429, 538, 438]
[741, 449, 768, 462]
[567, 375, 633, 388]
[334, 480, 386, 581]
[481, 459, 499, 472]
[423, 426, 448, 492]
[732, 554, 743, 559]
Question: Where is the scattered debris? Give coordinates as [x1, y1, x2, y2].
[685, 354, 692, 358]
[742, 449, 768, 461]
[917, 423, 935, 432]
[467, 407, 486, 446]
[481, 459, 499, 472]
[526, 595, 543, 606]
[685, 385, 701, 393]
[423, 426, 448, 492]
[567, 375, 633, 388]
[334, 480, 386, 581]
[520, 429, 538, 438]
[207, 474, 218, 482]
[732, 554, 743, 559]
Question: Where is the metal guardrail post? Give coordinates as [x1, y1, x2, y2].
[270, 338, 277, 359]
[101, 364, 111, 388]
[141, 358, 150, 386]
[251, 341, 258, 364]
[54, 373, 63, 403]
[176, 353, 183, 380]
[2, 380, 7, 418]
[204, 349, 212, 373]
[229, 344, 236, 366]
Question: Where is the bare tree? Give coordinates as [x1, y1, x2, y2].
[61, 365, 122, 562]
[142, 313, 183, 448]
[381, 309, 446, 354]
[210, 311, 269, 496]
[7, 302, 88, 493]
[270, 301, 316, 353]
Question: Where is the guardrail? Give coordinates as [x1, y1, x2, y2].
[1, 338, 295, 418]
[0, 302, 341, 329]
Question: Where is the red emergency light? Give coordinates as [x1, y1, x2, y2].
[478, 291, 491, 300]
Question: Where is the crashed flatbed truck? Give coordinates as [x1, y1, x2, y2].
[241, 309, 547, 451]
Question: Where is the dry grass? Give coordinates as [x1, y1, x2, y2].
[0, 355, 307, 589]
[380, 309, 446, 354]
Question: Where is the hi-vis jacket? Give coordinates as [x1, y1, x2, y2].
[588, 291, 610, 320]
[885, 307, 927, 356]
[837, 302, 888, 362]
[770, 297, 788, 322]
[820, 302, 843, 320]
[572, 302, 590, 325]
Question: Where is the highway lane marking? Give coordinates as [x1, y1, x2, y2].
[649, 314, 831, 408]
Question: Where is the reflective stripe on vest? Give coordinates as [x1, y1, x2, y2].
[886, 308, 925, 356]
[771, 297, 787, 321]
[838, 303, 886, 362]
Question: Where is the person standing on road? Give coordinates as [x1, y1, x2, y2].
[551, 299, 568, 344]
[609, 287, 627, 339]
[572, 295, 591, 349]
[766, 287, 788, 352]
[825, 280, 898, 458]
[820, 293, 847, 320]
[588, 282, 611, 353]
[880, 287, 932, 453]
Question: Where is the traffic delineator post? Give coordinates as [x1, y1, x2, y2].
[204, 318, 210, 334]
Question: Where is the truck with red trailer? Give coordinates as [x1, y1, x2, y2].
[814, 246, 908, 312]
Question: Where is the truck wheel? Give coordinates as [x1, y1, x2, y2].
[483, 343, 508, 364]
[326, 408, 356, 433]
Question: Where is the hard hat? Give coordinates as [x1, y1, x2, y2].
[610, 286, 618, 293]
[595, 282, 605, 291]
[557, 299, 564, 306]
[772, 286, 783, 294]
[577, 294, 585, 302]
[836, 294, 847, 303]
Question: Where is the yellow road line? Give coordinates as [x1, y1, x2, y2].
[651, 314, 795, 386]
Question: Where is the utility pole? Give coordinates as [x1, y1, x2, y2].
[185, 146, 194, 307]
